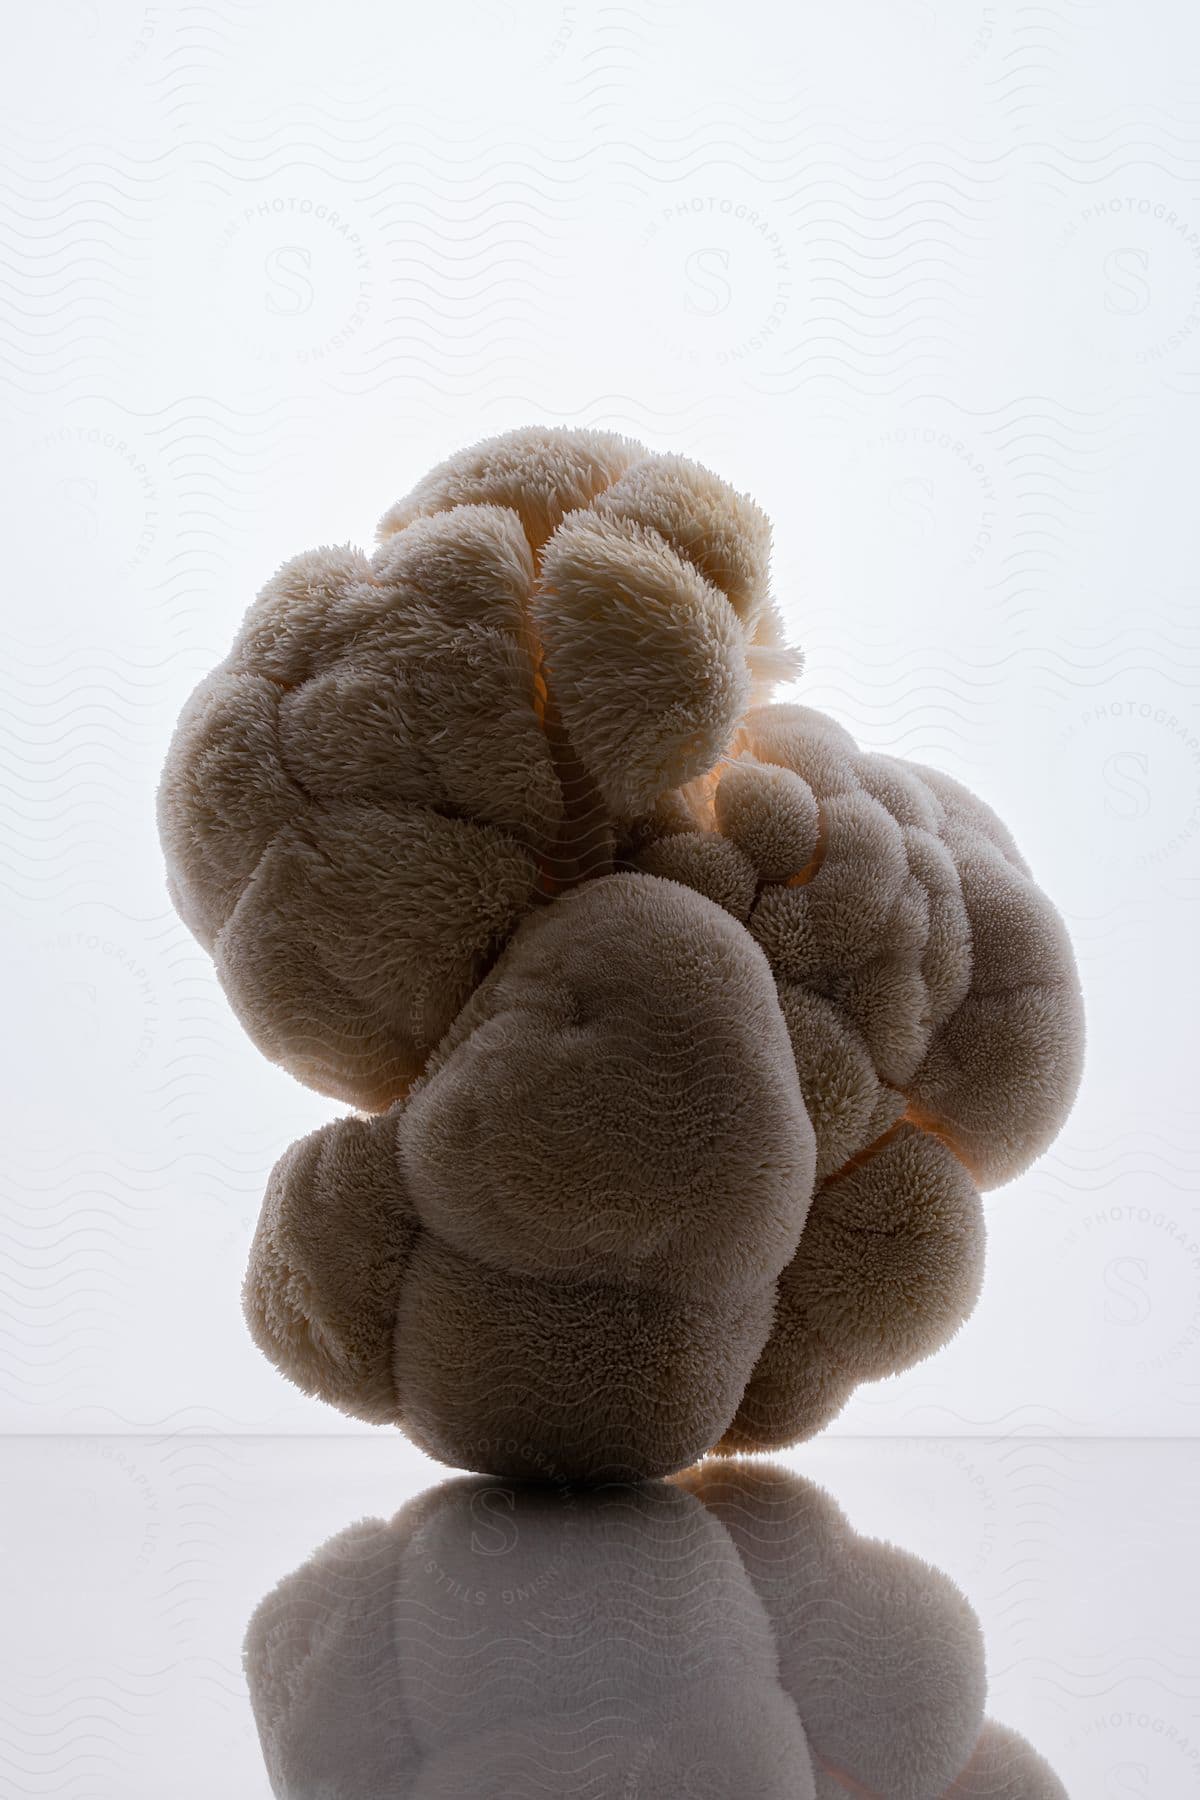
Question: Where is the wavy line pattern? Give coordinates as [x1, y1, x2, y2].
[3, 2, 1200, 1455]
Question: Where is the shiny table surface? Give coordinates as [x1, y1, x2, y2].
[3, 1435, 1197, 1796]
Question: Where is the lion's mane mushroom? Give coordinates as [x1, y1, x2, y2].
[158, 426, 1084, 1478]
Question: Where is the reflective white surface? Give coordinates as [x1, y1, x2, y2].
[3, 1436, 1197, 1796]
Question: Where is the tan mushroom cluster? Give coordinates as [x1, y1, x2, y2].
[158, 425, 1084, 1480]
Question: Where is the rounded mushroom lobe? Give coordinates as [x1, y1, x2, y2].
[159, 427, 802, 1112]
[393, 871, 817, 1479]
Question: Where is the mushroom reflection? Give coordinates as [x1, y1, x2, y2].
[245, 1463, 1066, 1799]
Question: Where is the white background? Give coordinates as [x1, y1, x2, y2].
[3, 0, 1200, 1443]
